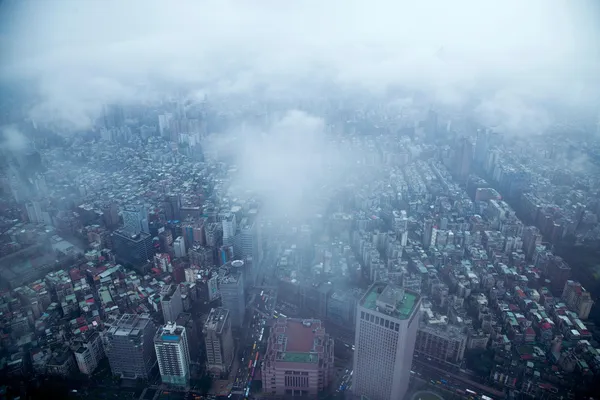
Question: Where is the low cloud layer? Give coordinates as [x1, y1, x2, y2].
[207, 110, 357, 219]
[1, 125, 29, 153]
[1, 0, 599, 134]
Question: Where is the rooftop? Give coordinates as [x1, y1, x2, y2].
[361, 283, 419, 320]
[203, 307, 229, 334]
[280, 352, 318, 363]
[269, 318, 329, 365]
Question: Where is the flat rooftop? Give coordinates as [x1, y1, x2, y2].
[270, 318, 328, 364]
[361, 283, 419, 320]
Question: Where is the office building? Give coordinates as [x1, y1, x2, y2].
[74, 332, 105, 375]
[122, 204, 148, 235]
[353, 283, 421, 400]
[154, 322, 191, 387]
[455, 137, 473, 183]
[562, 280, 594, 320]
[219, 261, 246, 328]
[176, 313, 200, 361]
[262, 318, 334, 397]
[163, 194, 182, 221]
[203, 308, 235, 378]
[161, 284, 183, 324]
[111, 230, 154, 271]
[234, 217, 263, 285]
[104, 314, 157, 380]
[174, 236, 186, 258]
[547, 256, 571, 294]
[222, 212, 237, 245]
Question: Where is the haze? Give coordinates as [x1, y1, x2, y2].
[1, 0, 598, 133]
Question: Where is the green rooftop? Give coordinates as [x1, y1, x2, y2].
[280, 352, 319, 363]
[362, 283, 419, 320]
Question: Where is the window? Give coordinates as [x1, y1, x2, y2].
[361, 311, 365, 320]
[385, 319, 389, 328]
[375, 316, 380, 324]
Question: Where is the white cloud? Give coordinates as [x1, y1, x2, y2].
[1, 0, 599, 134]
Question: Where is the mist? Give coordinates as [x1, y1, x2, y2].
[1, 0, 599, 134]
[206, 110, 361, 220]
[1, 125, 29, 152]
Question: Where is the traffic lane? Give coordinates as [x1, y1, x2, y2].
[412, 358, 504, 399]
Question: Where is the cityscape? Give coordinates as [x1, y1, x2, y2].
[0, 1, 600, 400]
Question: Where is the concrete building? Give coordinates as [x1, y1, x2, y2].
[154, 322, 191, 387]
[234, 217, 263, 285]
[174, 236, 186, 258]
[161, 284, 183, 324]
[203, 308, 235, 378]
[262, 318, 334, 398]
[47, 349, 76, 377]
[219, 263, 245, 328]
[562, 280, 594, 320]
[222, 212, 237, 245]
[74, 332, 105, 375]
[111, 230, 154, 271]
[122, 204, 148, 235]
[104, 314, 157, 380]
[353, 283, 421, 400]
[415, 321, 467, 365]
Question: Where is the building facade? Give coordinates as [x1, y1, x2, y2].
[104, 314, 157, 380]
[74, 332, 105, 375]
[154, 322, 191, 387]
[161, 284, 183, 323]
[262, 318, 334, 398]
[219, 264, 245, 328]
[352, 283, 421, 400]
[562, 280, 594, 320]
[203, 308, 234, 378]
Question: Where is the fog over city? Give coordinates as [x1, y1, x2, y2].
[1, 0, 599, 133]
[3, 2, 600, 399]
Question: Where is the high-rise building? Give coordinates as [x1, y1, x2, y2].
[234, 217, 263, 285]
[154, 322, 191, 387]
[522, 226, 542, 261]
[161, 284, 183, 324]
[104, 314, 157, 380]
[176, 313, 200, 362]
[422, 219, 434, 248]
[103, 104, 125, 128]
[262, 318, 334, 397]
[203, 308, 235, 378]
[353, 283, 421, 400]
[174, 236, 187, 258]
[102, 202, 120, 229]
[219, 261, 246, 328]
[547, 256, 571, 294]
[111, 230, 154, 271]
[562, 280, 594, 320]
[222, 212, 237, 245]
[74, 332, 105, 375]
[455, 137, 473, 183]
[163, 194, 182, 221]
[122, 204, 148, 235]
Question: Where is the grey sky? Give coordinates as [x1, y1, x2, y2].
[1, 0, 599, 133]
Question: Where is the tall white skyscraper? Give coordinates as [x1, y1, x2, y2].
[352, 283, 421, 400]
[154, 322, 191, 387]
